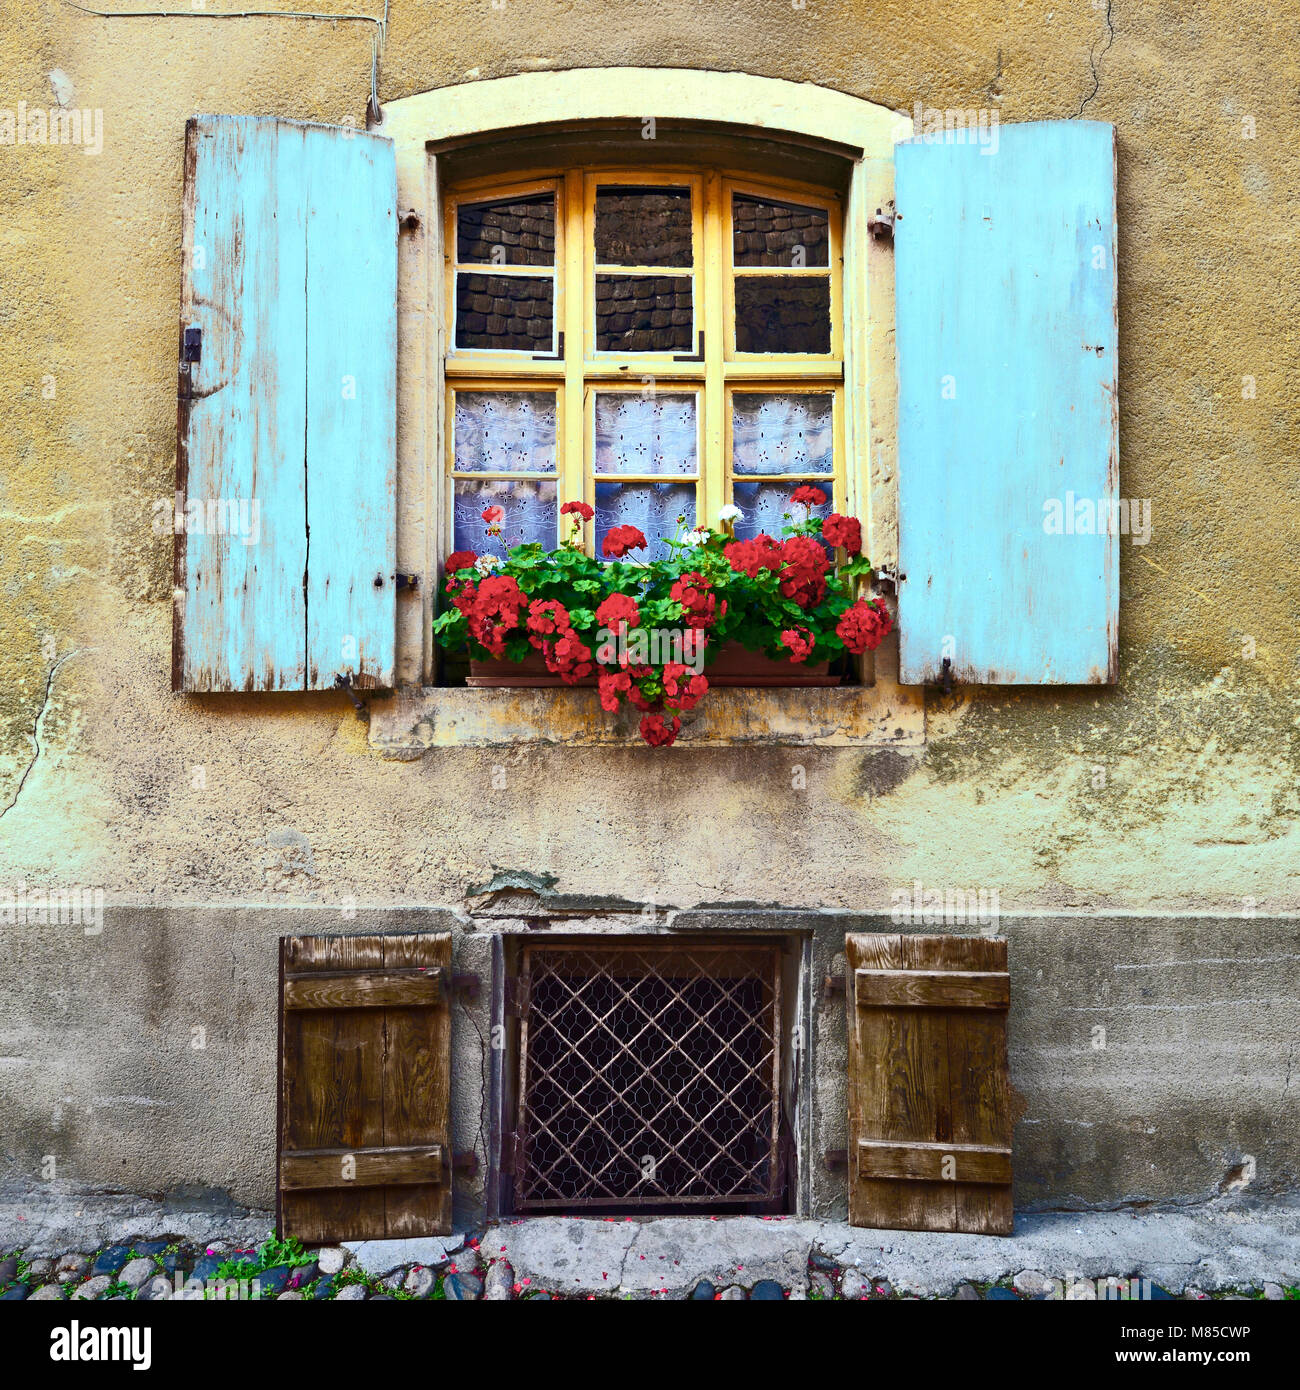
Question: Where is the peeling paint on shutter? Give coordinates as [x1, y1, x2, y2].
[175, 116, 396, 692]
[895, 121, 1118, 685]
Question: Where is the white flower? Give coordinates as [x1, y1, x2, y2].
[717, 504, 743, 523]
[473, 554, 503, 575]
[684, 528, 711, 546]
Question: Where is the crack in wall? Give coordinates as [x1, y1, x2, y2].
[1076, 0, 1116, 117]
[0, 649, 87, 822]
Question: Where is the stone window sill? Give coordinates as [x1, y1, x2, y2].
[367, 678, 924, 755]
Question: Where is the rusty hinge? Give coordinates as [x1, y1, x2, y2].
[822, 973, 846, 1002]
[942, 656, 953, 696]
[823, 1149, 849, 1171]
[505, 974, 531, 1019]
[451, 1150, 479, 1180]
[498, 1132, 524, 1175]
[395, 572, 420, 591]
[867, 207, 895, 240]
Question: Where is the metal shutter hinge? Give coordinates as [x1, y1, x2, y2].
[451, 1150, 479, 1179]
[822, 973, 846, 1002]
[867, 207, 895, 240]
[823, 1149, 849, 1170]
[182, 326, 201, 362]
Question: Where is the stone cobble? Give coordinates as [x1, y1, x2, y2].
[0, 1236, 1295, 1302]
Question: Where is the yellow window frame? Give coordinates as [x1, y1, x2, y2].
[442, 165, 845, 557]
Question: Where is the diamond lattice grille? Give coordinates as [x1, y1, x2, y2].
[516, 942, 783, 1211]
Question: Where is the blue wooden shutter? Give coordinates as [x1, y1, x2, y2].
[895, 121, 1118, 685]
[175, 116, 397, 691]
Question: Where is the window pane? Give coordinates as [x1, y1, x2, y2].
[734, 276, 831, 354]
[457, 193, 555, 267]
[731, 480, 833, 541]
[454, 478, 558, 557]
[732, 393, 833, 475]
[595, 392, 698, 475]
[455, 273, 554, 353]
[594, 186, 692, 267]
[453, 392, 557, 473]
[595, 481, 696, 558]
[732, 193, 829, 268]
[595, 274, 693, 353]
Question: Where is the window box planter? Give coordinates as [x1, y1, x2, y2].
[467, 640, 840, 689]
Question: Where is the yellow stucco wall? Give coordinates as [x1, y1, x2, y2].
[3, 0, 1297, 915]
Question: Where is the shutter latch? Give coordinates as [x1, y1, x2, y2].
[182, 326, 202, 363]
[867, 207, 895, 240]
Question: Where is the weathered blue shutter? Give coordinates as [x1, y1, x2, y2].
[895, 121, 1118, 685]
[175, 116, 396, 691]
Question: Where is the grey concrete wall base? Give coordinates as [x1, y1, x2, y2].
[1, 905, 1295, 1222]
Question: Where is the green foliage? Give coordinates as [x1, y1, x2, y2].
[215, 1232, 315, 1283]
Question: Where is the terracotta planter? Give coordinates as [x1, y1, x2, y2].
[466, 641, 839, 689]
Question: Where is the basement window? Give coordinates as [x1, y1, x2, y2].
[508, 938, 789, 1214]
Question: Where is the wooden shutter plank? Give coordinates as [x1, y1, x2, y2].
[302, 128, 397, 690]
[283, 969, 445, 1010]
[945, 936, 1014, 1233]
[281, 1144, 445, 1190]
[280, 936, 387, 1242]
[895, 121, 1118, 685]
[846, 932, 1013, 1235]
[858, 1140, 1011, 1184]
[178, 117, 308, 691]
[381, 934, 453, 1236]
[855, 968, 1009, 1009]
[176, 116, 396, 692]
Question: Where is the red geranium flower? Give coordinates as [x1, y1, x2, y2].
[779, 536, 830, 608]
[560, 500, 595, 521]
[821, 513, 862, 555]
[481, 505, 505, 525]
[526, 598, 571, 645]
[445, 550, 477, 574]
[544, 631, 595, 683]
[723, 534, 783, 578]
[670, 572, 719, 628]
[601, 525, 648, 559]
[836, 597, 893, 654]
[790, 484, 828, 508]
[463, 573, 526, 656]
[597, 670, 632, 712]
[639, 713, 682, 748]
[662, 663, 709, 711]
[595, 592, 640, 632]
[779, 627, 815, 663]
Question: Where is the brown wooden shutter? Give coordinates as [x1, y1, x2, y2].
[846, 933, 1012, 1235]
[278, 933, 452, 1242]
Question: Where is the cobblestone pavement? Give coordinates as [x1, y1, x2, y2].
[1, 1237, 1295, 1302]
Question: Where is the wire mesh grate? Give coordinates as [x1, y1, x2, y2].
[515, 941, 783, 1211]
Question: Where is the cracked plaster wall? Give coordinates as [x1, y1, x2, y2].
[1, 1, 1297, 1210]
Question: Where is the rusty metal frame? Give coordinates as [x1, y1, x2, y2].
[513, 938, 784, 1212]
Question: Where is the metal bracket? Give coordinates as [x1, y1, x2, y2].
[399, 208, 420, 233]
[182, 326, 201, 363]
[673, 330, 705, 363]
[504, 975, 530, 1019]
[333, 673, 366, 713]
[823, 1149, 849, 1171]
[451, 1150, 479, 1179]
[532, 330, 565, 362]
[942, 656, 953, 697]
[867, 207, 895, 240]
[395, 572, 420, 591]
[450, 972, 481, 1003]
[498, 1132, 523, 1175]
[822, 973, 846, 1002]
